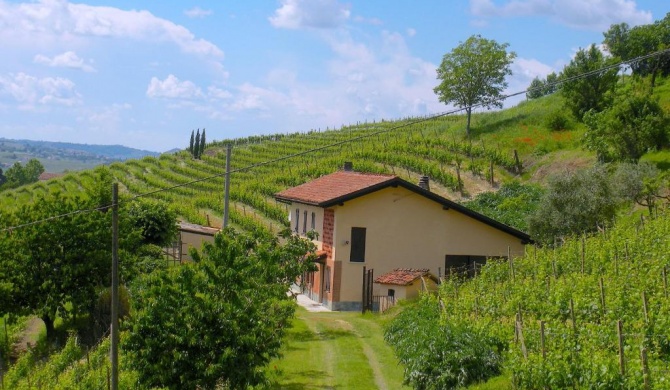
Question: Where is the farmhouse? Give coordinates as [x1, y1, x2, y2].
[164, 221, 219, 264]
[275, 163, 531, 311]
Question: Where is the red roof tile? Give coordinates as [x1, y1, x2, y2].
[38, 172, 63, 181]
[275, 170, 396, 205]
[375, 268, 435, 286]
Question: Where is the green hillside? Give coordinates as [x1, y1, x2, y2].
[0, 86, 636, 232]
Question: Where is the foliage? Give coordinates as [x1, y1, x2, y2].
[612, 162, 669, 214]
[543, 107, 572, 131]
[123, 228, 317, 390]
[464, 182, 544, 232]
[434, 35, 516, 137]
[434, 209, 670, 389]
[583, 86, 669, 161]
[559, 44, 618, 120]
[0, 158, 45, 190]
[126, 199, 178, 246]
[528, 165, 619, 244]
[385, 296, 504, 390]
[603, 13, 670, 87]
[526, 72, 558, 100]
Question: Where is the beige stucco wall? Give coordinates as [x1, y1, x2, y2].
[332, 186, 526, 303]
[180, 231, 216, 262]
[288, 204, 324, 249]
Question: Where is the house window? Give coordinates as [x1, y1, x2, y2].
[295, 209, 300, 232]
[311, 212, 316, 230]
[350, 227, 367, 262]
[388, 289, 395, 297]
[303, 210, 308, 233]
[324, 266, 331, 292]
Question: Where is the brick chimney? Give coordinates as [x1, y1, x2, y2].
[343, 161, 353, 171]
[418, 176, 430, 191]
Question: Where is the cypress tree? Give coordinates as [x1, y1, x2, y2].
[199, 129, 206, 159]
[189, 130, 195, 156]
[194, 129, 201, 159]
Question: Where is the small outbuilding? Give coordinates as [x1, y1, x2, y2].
[374, 268, 439, 301]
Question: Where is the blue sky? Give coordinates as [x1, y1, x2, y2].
[0, 0, 666, 152]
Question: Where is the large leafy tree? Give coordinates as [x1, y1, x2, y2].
[583, 86, 669, 162]
[603, 13, 670, 88]
[434, 35, 516, 137]
[560, 44, 618, 120]
[528, 166, 620, 244]
[1, 159, 44, 190]
[123, 228, 317, 390]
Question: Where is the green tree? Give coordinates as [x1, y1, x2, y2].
[603, 13, 670, 88]
[4, 162, 26, 188]
[434, 35, 516, 137]
[612, 162, 669, 215]
[0, 168, 5, 187]
[583, 86, 669, 161]
[527, 72, 559, 99]
[23, 159, 44, 183]
[199, 128, 206, 159]
[464, 182, 544, 232]
[123, 228, 317, 390]
[127, 199, 178, 246]
[189, 130, 195, 156]
[560, 44, 618, 120]
[194, 129, 201, 159]
[528, 166, 619, 244]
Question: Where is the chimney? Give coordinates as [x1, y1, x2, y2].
[343, 161, 353, 171]
[418, 176, 430, 191]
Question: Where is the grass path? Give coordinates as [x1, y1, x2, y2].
[268, 308, 410, 390]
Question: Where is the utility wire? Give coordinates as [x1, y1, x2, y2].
[2, 47, 669, 234]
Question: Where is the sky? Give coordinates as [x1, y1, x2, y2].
[0, 0, 667, 152]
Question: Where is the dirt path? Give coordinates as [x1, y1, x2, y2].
[12, 317, 43, 357]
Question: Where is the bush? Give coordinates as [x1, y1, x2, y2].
[385, 296, 504, 389]
[544, 109, 571, 131]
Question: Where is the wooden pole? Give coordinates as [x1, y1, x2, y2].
[514, 149, 521, 174]
[663, 267, 668, 299]
[570, 298, 577, 336]
[616, 320, 626, 376]
[540, 320, 546, 360]
[599, 277, 606, 316]
[516, 321, 528, 359]
[642, 291, 648, 324]
[223, 144, 232, 228]
[641, 347, 650, 390]
[110, 183, 119, 390]
[581, 235, 585, 274]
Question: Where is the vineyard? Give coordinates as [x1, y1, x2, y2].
[0, 93, 581, 239]
[432, 210, 670, 388]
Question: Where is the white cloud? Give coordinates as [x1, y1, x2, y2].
[470, 0, 652, 30]
[184, 7, 212, 18]
[207, 86, 233, 100]
[34, 51, 96, 72]
[0, 72, 81, 108]
[269, 0, 350, 29]
[0, 0, 223, 57]
[406, 28, 417, 37]
[146, 75, 203, 99]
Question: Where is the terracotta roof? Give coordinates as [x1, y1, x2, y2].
[375, 268, 435, 286]
[274, 169, 532, 243]
[275, 170, 396, 206]
[38, 172, 63, 181]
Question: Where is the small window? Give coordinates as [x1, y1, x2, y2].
[311, 212, 316, 230]
[350, 227, 367, 262]
[295, 209, 300, 232]
[303, 210, 308, 233]
[324, 266, 331, 292]
[388, 289, 395, 297]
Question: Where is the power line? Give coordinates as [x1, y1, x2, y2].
[2, 47, 669, 234]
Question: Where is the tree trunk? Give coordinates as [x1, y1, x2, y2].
[42, 314, 55, 341]
[466, 107, 472, 138]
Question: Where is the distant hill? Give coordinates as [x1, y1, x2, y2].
[0, 138, 161, 173]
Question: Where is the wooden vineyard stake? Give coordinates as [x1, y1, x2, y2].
[642, 291, 648, 324]
[540, 320, 547, 360]
[663, 267, 668, 299]
[570, 298, 577, 336]
[516, 320, 528, 359]
[581, 235, 585, 274]
[617, 320, 625, 376]
[599, 277, 606, 316]
[641, 347, 650, 390]
[514, 149, 522, 174]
